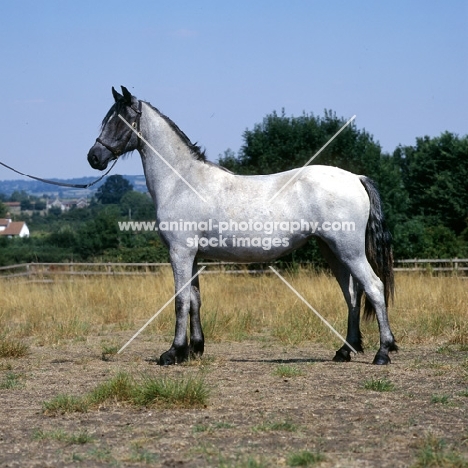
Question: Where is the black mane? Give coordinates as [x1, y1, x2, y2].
[102, 97, 232, 172]
[148, 102, 207, 162]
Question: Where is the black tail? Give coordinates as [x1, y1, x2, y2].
[359, 176, 395, 320]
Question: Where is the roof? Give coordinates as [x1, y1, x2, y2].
[0, 220, 28, 236]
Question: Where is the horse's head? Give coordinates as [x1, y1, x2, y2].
[87, 86, 142, 170]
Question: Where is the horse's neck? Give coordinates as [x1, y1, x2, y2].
[138, 104, 206, 210]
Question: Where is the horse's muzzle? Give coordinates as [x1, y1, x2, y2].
[87, 144, 110, 170]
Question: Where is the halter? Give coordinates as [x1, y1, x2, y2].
[96, 100, 143, 157]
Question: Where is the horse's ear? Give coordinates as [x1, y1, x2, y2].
[112, 86, 123, 102]
[121, 86, 132, 104]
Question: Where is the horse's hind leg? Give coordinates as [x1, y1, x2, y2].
[340, 256, 397, 365]
[189, 259, 204, 359]
[317, 239, 364, 362]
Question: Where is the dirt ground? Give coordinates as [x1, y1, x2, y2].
[0, 334, 467, 467]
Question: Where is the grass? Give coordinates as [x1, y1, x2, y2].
[412, 434, 468, 467]
[287, 450, 326, 467]
[431, 394, 451, 405]
[33, 428, 94, 444]
[0, 338, 29, 358]
[42, 394, 89, 414]
[86, 371, 135, 406]
[101, 344, 119, 361]
[193, 421, 234, 433]
[193, 424, 209, 433]
[218, 456, 269, 468]
[363, 377, 395, 392]
[253, 420, 298, 432]
[0, 371, 23, 389]
[0, 271, 467, 348]
[273, 364, 304, 378]
[129, 445, 159, 464]
[87, 447, 116, 463]
[42, 371, 209, 414]
[134, 374, 209, 407]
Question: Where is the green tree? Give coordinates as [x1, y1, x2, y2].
[34, 200, 46, 211]
[9, 190, 29, 202]
[393, 218, 461, 259]
[96, 175, 133, 205]
[48, 226, 78, 250]
[220, 110, 387, 179]
[120, 191, 155, 220]
[394, 132, 468, 235]
[20, 199, 33, 211]
[75, 206, 121, 258]
[0, 201, 7, 218]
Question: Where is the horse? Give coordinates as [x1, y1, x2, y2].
[87, 86, 398, 366]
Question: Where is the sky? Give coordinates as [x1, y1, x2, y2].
[0, 1, 466, 181]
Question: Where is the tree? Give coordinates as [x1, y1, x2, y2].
[0, 201, 7, 218]
[220, 110, 386, 178]
[120, 191, 155, 220]
[96, 175, 133, 204]
[20, 199, 33, 211]
[75, 206, 121, 258]
[9, 190, 29, 202]
[394, 132, 468, 235]
[393, 217, 461, 259]
[34, 201, 46, 211]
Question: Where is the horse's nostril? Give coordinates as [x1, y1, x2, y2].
[87, 151, 100, 168]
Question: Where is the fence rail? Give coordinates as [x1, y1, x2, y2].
[394, 258, 468, 273]
[0, 259, 467, 279]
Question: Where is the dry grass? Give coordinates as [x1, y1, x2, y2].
[0, 338, 29, 358]
[0, 269, 466, 349]
[42, 371, 209, 414]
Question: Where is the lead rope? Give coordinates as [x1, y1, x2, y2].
[0, 99, 142, 188]
[0, 158, 118, 189]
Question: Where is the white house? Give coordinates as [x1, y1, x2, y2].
[0, 218, 30, 238]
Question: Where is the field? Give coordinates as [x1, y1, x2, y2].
[0, 270, 467, 467]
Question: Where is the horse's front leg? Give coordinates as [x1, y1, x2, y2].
[189, 259, 204, 358]
[159, 251, 194, 366]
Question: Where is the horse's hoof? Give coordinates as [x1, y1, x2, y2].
[332, 349, 351, 362]
[159, 350, 176, 366]
[189, 340, 204, 359]
[159, 346, 190, 365]
[372, 352, 391, 365]
[389, 341, 399, 353]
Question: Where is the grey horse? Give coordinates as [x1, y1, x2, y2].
[88, 86, 397, 366]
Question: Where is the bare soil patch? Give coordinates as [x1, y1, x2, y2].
[0, 335, 467, 467]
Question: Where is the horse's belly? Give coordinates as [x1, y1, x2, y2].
[194, 232, 310, 262]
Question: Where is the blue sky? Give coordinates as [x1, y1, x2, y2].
[0, 1, 466, 181]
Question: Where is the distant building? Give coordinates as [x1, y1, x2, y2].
[0, 218, 29, 238]
[75, 197, 88, 209]
[3, 201, 21, 215]
[47, 197, 89, 211]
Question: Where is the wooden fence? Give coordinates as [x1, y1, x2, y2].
[0, 259, 467, 279]
[394, 258, 468, 273]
